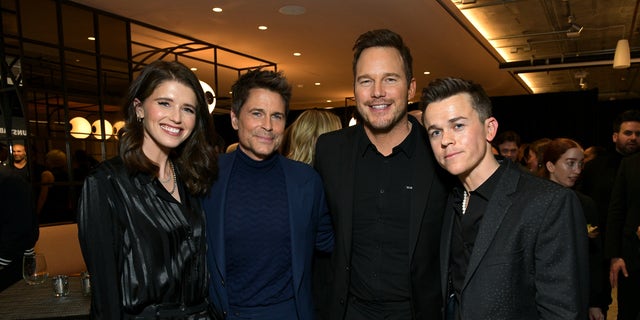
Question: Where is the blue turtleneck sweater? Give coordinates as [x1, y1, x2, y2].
[224, 149, 293, 307]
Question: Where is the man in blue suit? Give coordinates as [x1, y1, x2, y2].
[203, 69, 334, 320]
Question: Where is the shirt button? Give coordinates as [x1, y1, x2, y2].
[345, 266, 350, 271]
[379, 189, 385, 194]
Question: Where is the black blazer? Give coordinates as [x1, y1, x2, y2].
[440, 161, 589, 319]
[606, 152, 640, 271]
[314, 116, 450, 319]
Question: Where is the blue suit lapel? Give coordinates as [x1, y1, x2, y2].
[283, 158, 304, 295]
[462, 165, 519, 292]
[212, 152, 237, 284]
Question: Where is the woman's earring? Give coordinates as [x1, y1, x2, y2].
[137, 116, 143, 123]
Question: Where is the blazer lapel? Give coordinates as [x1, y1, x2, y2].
[283, 158, 304, 294]
[337, 128, 359, 261]
[441, 195, 456, 299]
[462, 165, 519, 292]
[212, 153, 237, 283]
[408, 138, 433, 259]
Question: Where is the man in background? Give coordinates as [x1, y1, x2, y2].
[0, 165, 38, 291]
[577, 109, 640, 317]
[492, 130, 521, 162]
[9, 143, 29, 181]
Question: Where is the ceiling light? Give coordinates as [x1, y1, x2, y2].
[314, 82, 321, 86]
[212, 7, 222, 13]
[258, 25, 268, 31]
[190, 67, 197, 71]
[293, 52, 301, 56]
[613, 39, 631, 69]
[87, 36, 95, 41]
[326, 100, 332, 103]
[423, 71, 431, 75]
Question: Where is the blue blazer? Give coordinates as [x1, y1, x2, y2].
[203, 151, 334, 320]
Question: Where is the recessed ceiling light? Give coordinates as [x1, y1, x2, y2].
[314, 82, 321, 86]
[212, 7, 222, 13]
[326, 99, 332, 103]
[293, 52, 302, 56]
[258, 25, 268, 31]
[297, 84, 304, 88]
[87, 36, 95, 41]
[190, 67, 197, 71]
[423, 71, 431, 75]
[279, 5, 306, 15]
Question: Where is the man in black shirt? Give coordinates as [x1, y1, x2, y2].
[421, 77, 589, 320]
[314, 29, 449, 320]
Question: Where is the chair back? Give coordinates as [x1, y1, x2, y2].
[34, 223, 86, 276]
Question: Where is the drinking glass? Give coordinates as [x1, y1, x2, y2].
[22, 253, 49, 285]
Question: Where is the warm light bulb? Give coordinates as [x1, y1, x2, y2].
[69, 117, 91, 139]
[92, 119, 113, 139]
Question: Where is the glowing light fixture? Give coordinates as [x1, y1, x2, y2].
[112, 121, 126, 139]
[69, 117, 91, 139]
[200, 80, 216, 113]
[613, 39, 631, 69]
[92, 119, 113, 139]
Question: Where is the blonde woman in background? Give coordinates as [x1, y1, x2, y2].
[279, 108, 341, 319]
[281, 109, 342, 165]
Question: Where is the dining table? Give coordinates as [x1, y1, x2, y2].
[0, 276, 90, 319]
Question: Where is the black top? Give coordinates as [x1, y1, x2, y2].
[350, 122, 418, 303]
[450, 164, 505, 296]
[77, 157, 215, 319]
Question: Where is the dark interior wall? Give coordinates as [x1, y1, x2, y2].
[491, 89, 640, 149]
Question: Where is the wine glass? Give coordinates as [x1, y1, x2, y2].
[22, 253, 49, 285]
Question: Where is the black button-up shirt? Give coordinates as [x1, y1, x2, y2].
[350, 122, 419, 303]
[450, 163, 505, 296]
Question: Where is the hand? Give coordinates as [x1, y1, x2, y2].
[610, 258, 628, 288]
[588, 307, 604, 320]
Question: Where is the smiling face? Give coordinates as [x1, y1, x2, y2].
[546, 147, 584, 188]
[231, 88, 286, 161]
[354, 46, 415, 134]
[424, 93, 498, 180]
[135, 80, 197, 158]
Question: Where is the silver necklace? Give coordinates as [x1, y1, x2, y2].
[462, 190, 469, 215]
[167, 161, 177, 195]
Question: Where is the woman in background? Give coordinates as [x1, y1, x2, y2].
[280, 108, 341, 319]
[78, 60, 219, 319]
[542, 137, 606, 320]
[280, 109, 342, 165]
[37, 149, 73, 224]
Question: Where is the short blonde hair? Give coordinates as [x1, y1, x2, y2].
[283, 109, 342, 165]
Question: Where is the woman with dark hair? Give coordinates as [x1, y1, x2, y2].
[78, 60, 219, 319]
[542, 138, 606, 320]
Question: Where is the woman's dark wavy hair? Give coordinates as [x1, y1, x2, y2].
[230, 69, 292, 116]
[119, 60, 218, 196]
[420, 77, 493, 123]
[352, 29, 413, 84]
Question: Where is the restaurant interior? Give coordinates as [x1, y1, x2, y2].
[0, 0, 638, 317]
